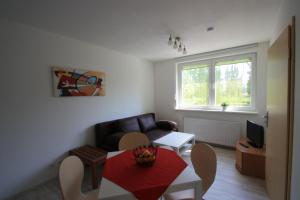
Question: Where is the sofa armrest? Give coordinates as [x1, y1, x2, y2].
[156, 120, 178, 131]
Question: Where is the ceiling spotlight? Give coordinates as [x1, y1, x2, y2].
[183, 46, 187, 54]
[178, 43, 182, 52]
[168, 34, 173, 45]
[173, 40, 178, 49]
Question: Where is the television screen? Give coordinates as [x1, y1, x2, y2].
[247, 120, 264, 148]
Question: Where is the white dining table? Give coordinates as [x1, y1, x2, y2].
[98, 146, 202, 200]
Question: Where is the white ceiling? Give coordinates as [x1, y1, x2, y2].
[0, 0, 282, 62]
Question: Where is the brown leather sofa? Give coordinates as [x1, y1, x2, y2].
[95, 113, 178, 151]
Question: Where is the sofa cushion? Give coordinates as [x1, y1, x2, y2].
[145, 129, 170, 141]
[117, 117, 141, 133]
[138, 114, 157, 132]
[104, 132, 127, 150]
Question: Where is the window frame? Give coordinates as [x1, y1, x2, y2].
[176, 53, 257, 111]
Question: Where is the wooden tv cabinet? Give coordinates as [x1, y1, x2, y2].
[235, 137, 265, 179]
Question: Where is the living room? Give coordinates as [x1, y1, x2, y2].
[0, 0, 299, 200]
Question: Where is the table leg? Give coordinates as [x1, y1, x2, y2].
[194, 181, 202, 200]
[91, 164, 98, 189]
[175, 147, 180, 154]
[192, 137, 196, 145]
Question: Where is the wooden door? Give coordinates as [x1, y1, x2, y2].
[266, 20, 294, 200]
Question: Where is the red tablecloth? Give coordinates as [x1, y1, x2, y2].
[103, 148, 187, 200]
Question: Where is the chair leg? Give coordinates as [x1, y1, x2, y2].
[91, 164, 98, 189]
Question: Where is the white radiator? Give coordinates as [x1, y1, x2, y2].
[184, 117, 241, 147]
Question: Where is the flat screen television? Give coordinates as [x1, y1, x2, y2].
[247, 120, 264, 148]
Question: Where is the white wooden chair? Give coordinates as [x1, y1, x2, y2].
[59, 156, 99, 200]
[164, 143, 217, 200]
[119, 132, 150, 150]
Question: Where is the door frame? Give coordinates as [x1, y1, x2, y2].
[266, 16, 295, 200]
[286, 16, 296, 200]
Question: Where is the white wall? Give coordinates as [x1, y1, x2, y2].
[154, 42, 269, 137]
[271, 0, 300, 199]
[0, 19, 154, 199]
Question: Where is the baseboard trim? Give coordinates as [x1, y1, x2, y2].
[195, 140, 236, 150]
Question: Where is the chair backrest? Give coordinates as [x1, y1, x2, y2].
[191, 143, 217, 197]
[59, 156, 84, 200]
[119, 132, 150, 150]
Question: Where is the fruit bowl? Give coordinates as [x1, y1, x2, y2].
[133, 146, 157, 167]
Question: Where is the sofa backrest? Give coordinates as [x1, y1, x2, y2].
[115, 117, 141, 133]
[95, 113, 155, 148]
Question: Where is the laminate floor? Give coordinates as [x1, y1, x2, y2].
[181, 148, 269, 200]
[7, 147, 269, 200]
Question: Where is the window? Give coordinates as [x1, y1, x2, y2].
[181, 64, 209, 106]
[176, 53, 256, 111]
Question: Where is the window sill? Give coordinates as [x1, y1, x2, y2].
[175, 108, 258, 115]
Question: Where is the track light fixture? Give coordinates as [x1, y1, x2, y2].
[168, 34, 187, 55]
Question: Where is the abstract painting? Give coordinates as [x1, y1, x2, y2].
[52, 67, 105, 97]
